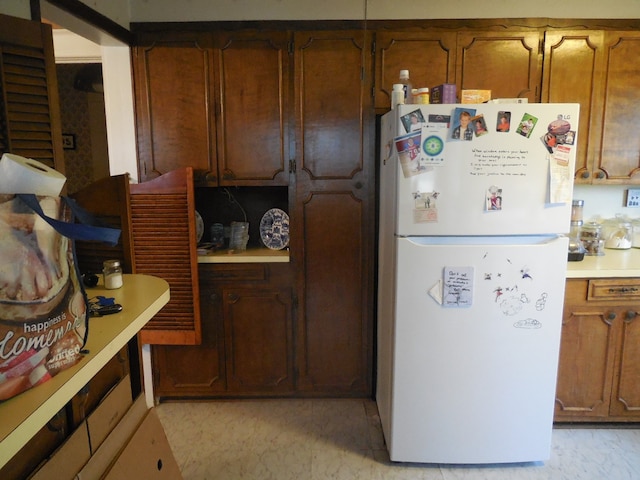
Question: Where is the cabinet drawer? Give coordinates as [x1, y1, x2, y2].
[588, 279, 640, 301]
[199, 264, 266, 282]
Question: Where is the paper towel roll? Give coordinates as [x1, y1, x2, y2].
[0, 153, 67, 196]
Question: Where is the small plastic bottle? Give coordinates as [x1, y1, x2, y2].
[399, 70, 413, 104]
[391, 84, 405, 109]
[416, 87, 430, 104]
[103, 259, 123, 289]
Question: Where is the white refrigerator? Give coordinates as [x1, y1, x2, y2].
[377, 102, 580, 464]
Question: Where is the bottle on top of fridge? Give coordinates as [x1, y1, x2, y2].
[391, 84, 405, 109]
[399, 70, 412, 104]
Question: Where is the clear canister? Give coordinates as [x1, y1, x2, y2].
[579, 222, 604, 256]
[103, 259, 123, 289]
[602, 217, 632, 249]
[571, 199, 584, 223]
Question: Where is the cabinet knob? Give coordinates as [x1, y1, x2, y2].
[222, 170, 235, 180]
[354, 181, 363, 189]
[228, 293, 239, 301]
[581, 171, 590, 179]
[625, 311, 637, 322]
[209, 293, 218, 303]
[595, 171, 605, 179]
[607, 312, 617, 321]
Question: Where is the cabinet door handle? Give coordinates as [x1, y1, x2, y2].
[209, 293, 218, 303]
[228, 293, 239, 302]
[608, 287, 639, 294]
[606, 311, 617, 322]
[222, 170, 235, 180]
[625, 311, 637, 322]
[595, 170, 605, 179]
[581, 171, 590, 179]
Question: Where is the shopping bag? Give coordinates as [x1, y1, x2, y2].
[0, 194, 120, 401]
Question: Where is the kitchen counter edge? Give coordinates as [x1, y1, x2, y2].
[566, 248, 640, 278]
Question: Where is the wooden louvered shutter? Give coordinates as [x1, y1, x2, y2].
[71, 174, 136, 276]
[0, 14, 64, 172]
[130, 167, 201, 345]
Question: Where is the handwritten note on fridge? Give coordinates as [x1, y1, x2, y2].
[443, 266, 474, 308]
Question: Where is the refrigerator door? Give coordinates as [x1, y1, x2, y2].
[385, 235, 567, 464]
[381, 103, 580, 236]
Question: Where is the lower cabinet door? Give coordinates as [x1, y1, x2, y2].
[609, 309, 640, 418]
[223, 287, 294, 393]
[152, 287, 226, 398]
[555, 304, 618, 419]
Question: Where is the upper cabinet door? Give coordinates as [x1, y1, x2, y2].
[215, 31, 290, 186]
[133, 33, 216, 182]
[595, 32, 640, 184]
[456, 31, 543, 102]
[374, 31, 456, 112]
[542, 31, 606, 184]
[294, 30, 372, 180]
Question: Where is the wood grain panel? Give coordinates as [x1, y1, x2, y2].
[298, 191, 368, 393]
[216, 31, 289, 184]
[375, 31, 456, 110]
[133, 34, 215, 182]
[296, 31, 367, 180]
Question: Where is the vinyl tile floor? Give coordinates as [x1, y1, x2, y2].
[155, 398, 640, 480]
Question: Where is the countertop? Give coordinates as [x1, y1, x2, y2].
[198, 247, 289, 263]
[0, 274, 170, 469]
[566, 247, 640, 278]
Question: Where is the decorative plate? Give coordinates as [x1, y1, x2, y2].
[195, 210, 204, 243]
[260, 208, 290, 250]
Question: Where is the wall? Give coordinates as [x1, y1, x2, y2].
[127, 0, 640, 22]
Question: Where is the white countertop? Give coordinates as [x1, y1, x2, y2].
[566, 248, 640, 278]
[0, 274, 170, 469]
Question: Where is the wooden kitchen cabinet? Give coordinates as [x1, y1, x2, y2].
[375, 31, 457, 112]
[555, 278, 640, 422]
[292, 30, 375, 396]
[152, 263, 294, 398]
[456, 30, 542, 102]
[132, 30, 289, 186]
[133, 32, 216, 182]
[374, 29, 542, 111]
[543, 30, 640, 184]
[214, 30, 290, 186]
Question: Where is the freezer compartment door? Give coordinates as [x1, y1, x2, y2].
[388, 235, 567, 464]
[386, 103, 580, 236]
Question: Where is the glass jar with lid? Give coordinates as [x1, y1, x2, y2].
[601, 216, 632, 249]
[103, 259, 123, 289]
[579, 222, 604, 255]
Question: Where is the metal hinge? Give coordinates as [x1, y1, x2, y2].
[289, 159, 297, 173]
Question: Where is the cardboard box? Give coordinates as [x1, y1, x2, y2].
[86, 375, 132, 454]
[430, 84, 457, 104]
[461, 89, 492, 103]
[76, 394, 148, 480]
[28, 424, 91, 480]
[102, 409, 182, 480]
